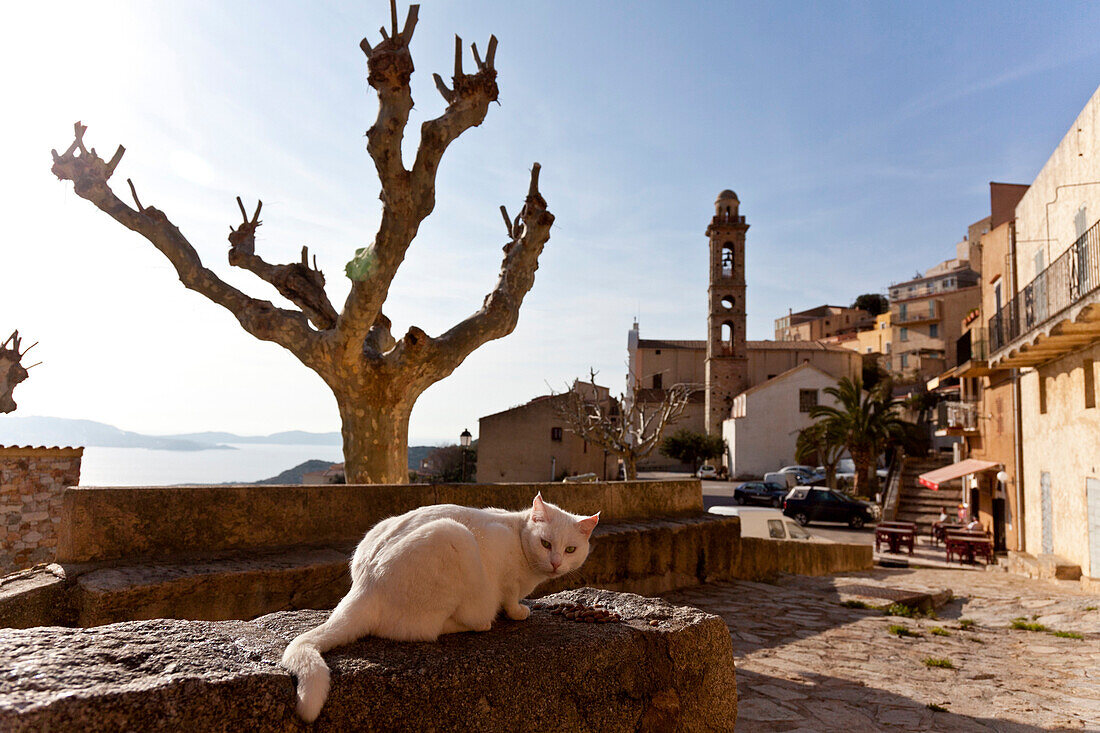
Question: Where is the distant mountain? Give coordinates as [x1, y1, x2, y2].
[163, 430, 342, 446]
[0, 416, 228, 452]
[255, 447, 441, 484]
[255, 459, 335, 485]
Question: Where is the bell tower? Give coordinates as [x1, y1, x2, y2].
[705, 190, 749, 436]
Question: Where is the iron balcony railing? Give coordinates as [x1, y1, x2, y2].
[991, 218, 1100, 352]
[936, 400, 980, 432]
[891, 300, 939, 324]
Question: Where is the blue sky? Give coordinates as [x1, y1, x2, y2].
[3, 1, 1098, 443]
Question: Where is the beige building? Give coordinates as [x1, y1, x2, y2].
[627, 327, 860, 449]
[721, 363, 843, 478]
[986, 84, 1100, 578]
[886, 242, 981, 383]
[477, 383, 617, 483]
[774, 305, 871, 342]
[850, 311, 892, 358]
[933, 183, 1030, 553]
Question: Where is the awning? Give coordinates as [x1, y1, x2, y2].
[918, 459, 1001, 490]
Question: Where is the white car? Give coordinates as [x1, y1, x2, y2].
[697, 465, 718, 480]
[707, 506, 828, 542]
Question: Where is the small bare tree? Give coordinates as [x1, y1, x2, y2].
[0, 331, 37, 414]
[553, 371, 695, 480]
[50, 3, 554, 484]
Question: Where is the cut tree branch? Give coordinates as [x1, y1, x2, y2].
[51, 123, 322, 363]
[227, 197, 338, 329]
[418, 163, 553, 380]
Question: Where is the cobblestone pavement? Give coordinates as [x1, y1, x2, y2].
[664, 568, 1100, 731]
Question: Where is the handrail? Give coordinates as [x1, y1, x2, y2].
[880, 449, 905, 522]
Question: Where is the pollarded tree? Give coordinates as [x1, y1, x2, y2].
[553, 371, 695, 481]
[1, 331, 36, 414]
[50, 4, 554, 484]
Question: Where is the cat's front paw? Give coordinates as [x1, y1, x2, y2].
[506, 603, 531, 621]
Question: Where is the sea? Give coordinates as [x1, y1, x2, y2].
[78, 443, 345, 486]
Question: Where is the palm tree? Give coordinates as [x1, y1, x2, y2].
[795, 420, 845, 489]
[809, 375, 907, 497]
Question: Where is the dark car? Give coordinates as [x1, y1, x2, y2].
[782, 487, 877, 528]
[733, 481, 788, 507]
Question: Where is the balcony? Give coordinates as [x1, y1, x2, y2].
[891, 300, 939, 325]
[934, 400, 980, 436]
[952, 327, 992, 378]
[990, 218, 1100, 367]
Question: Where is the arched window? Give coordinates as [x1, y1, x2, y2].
[721, 243, 735, 277]
[721, 296, 735, 311]
[721, 321, 735, 353]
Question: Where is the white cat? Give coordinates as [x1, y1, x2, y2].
[280, 492, 600, 722]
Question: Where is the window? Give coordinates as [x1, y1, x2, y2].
[652, 373, 663, 389]
[550, 427, 563, 442]
[767, 520, 786, 539]
[900, 327, 909, 342]
[1035, 249, 1045, 278]
[866, 347, 873, 354]
[1038, 375, 1047, 415]
[900, 354, 909, 369]
[993, 280, 1002, 314]
[899, 303, 907, 320]
[885, 342, 891, 354]
[721, 243, 735, 277]
[929, 323, 939, 339]
[799, 389, 818, 412]
[1085, 359, 1096, 409]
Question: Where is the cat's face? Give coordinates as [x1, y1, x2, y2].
[523, 493, 599, 577]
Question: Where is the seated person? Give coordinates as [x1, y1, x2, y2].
[965, 518, 983, 531]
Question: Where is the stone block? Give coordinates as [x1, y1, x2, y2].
[0, 588, 736, 732]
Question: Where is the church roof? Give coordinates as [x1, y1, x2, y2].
[635, 338, 855, 354]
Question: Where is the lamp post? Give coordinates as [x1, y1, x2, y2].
[459, 428, 472, 482]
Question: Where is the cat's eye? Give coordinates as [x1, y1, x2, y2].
[565, 546, 576, 554]
[540, 539, 551, 550]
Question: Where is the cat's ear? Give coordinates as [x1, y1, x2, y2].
[576, 512, 600, 537]
[531, 492, 548, 522]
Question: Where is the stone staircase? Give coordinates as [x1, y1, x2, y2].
[894, 455, 955, 536]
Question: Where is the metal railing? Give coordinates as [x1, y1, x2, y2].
[938, 401, 980, 431]
[891, 300, 938, 324]
[991, 218, 1100, 352]
[955, 327, 988, 365]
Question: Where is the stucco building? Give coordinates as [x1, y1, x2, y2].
[984, 84, 1100, 578]
[476, 382, 617, 483]
[774, 305, 872, 342]
[721, 363, 843, 478]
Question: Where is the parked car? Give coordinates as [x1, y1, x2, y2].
[763, 471, 799, 490]
[697, 465, 718, 480]
[732, 481, 788, 507]
[779, 465, 823, 485]
[782, 486, 878, 528]
[708, 506, 828, 541]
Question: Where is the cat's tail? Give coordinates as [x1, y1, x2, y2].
[281, 610, 368, 723]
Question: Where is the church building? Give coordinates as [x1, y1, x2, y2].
[629, 190, 860, 475]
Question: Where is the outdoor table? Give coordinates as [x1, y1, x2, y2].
[930, 521, 962, 546]
[945, 530, 993, 564]
[875, 525, 915, 555]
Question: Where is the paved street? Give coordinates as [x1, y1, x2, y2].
[664, 568, 1100, 731]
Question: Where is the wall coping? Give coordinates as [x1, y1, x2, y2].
[0, 446, 84, 459]
[59, 479, 703, 564]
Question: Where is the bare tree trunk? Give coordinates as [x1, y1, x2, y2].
[622, 454, 638, 481]
[851, 448, 873, 498]
[336, 394, 412, 484]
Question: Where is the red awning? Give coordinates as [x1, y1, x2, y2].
[918, 459, 1001, 490]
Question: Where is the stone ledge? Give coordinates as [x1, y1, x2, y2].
[0, 588, 737, 732]
[59, 480, 703, 564]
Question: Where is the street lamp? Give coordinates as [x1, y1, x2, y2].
[459, 428, 472, 482]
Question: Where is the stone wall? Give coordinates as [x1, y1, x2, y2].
[0, 588, 738, 732]
[58, 479, 702, 564]
[0, 447, 82, 574]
